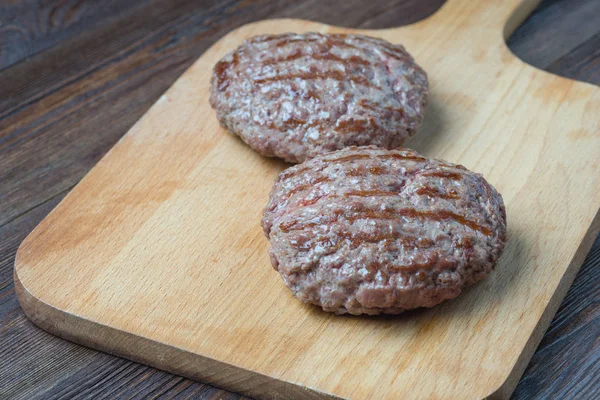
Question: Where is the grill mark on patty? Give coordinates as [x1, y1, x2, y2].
[276, 163, 465, 214]
[280, 171, 400, 204]
[280, 161, 450, 206]
[294, 231, 433, 253]
[379, 47, 411, 63]
[277, 156, 371, 182]
[254, 46, 373, 69]
[214, 52, 239, 91]
[344, 189, 398, 197]
[280, 117, 309, 127]
[362, 38, 412, 62]
[270, 37, 320, 47]
[415, 186, 459, 200]
[279, 207, 492, 236]
[265, 118, 322, 130]
[278, 150, 432, 184]
[344, 231, 433, 249]
[283, 176, 331, 199]
[381, 153, 427, 162]
[455, 236, 474, 249]
[261, 50, 305, 66]
[297, 194, 327, 207]
[278, 164, 317, 181]
[253, 69, 375, 88]
[318, 37, 372, 55]
[312, 52, 372, 66]
[437, 162, 467, 170]
[285, 184, 399, 203]
[325, 152, 426, 163]
[252, 39, 379, 88]
[345, 165, 389, 176]
[388, 259, 440, 273]
[327, 153, 372, 162]
[326, 36, 397, 58]
[257, 47, 373, 67]
[359, 99, 405, 117]
[327, 35, 410, 63]
[346, 208, 493, 236]
[421, 170, 464, 180]
[284, 183, 406, 208]
[335, 117, 380, 133]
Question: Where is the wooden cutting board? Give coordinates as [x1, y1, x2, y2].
[14, 0, 600, 398]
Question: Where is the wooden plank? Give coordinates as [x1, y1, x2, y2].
[507, 0, 600, 71]
[13, 0, 600, 398]
[0, 0, 149, 70]
[546, 32, 600, 86]
[512, 235, 600, 399]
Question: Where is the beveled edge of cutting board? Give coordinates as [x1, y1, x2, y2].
[13, 267, 341, 400]
[13, 0, 600, 398]
[487, 211, 600, 399]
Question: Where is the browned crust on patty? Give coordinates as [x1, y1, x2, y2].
[210, 33, 429, 163]
[262, 146, 507, 315]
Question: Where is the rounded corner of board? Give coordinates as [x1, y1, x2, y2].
[481, 374, 517, 400]
[13, 241, 66, 338]
[14, 262, 50, 328]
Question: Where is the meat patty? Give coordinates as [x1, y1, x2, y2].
[262, 146, 507, 315]
[210, 33, 429, 163]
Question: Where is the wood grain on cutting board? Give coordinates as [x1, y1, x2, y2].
[14, 0, 600, 399]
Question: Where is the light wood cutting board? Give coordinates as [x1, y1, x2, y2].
[14, 0, 600, 399]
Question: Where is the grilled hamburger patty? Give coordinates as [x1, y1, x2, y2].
[210, 33, 429, 163]
[262, 146, 507, 315]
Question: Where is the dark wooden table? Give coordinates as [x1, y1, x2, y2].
[1, 0, 599, 398]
